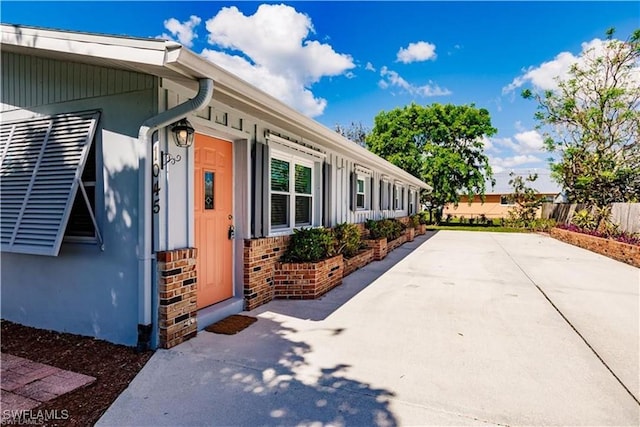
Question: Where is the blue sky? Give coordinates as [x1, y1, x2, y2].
[3, 1, 638, 173]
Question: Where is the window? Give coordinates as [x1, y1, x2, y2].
[65, 139, 97, 238]
[409, 189, 415, 214]
[294, 164, 312, 226]
[500, 195, 514, 205]
[270, 154, 315, 231]
[394, 184, 403, 210]
[356, 178, 366, 209]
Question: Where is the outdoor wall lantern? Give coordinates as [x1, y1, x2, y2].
[171, 118, 195, 148]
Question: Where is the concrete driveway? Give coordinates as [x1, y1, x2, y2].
[98, 231, 639, 426]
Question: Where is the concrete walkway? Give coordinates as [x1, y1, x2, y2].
[98, 231, 639, 426]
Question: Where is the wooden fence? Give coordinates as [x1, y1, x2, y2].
[541, 203, 640, 234]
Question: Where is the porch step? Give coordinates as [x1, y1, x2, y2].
[197, 297, 244, 331]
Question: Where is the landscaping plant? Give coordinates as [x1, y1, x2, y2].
[365, 218, 406, 241]
[332, 222, 363, 258]
[282, 227, 336, 262]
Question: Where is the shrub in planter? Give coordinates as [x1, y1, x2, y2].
[409, 214, 421, 229]
[366, 218, 405, 241]
[282, 227, 336, 262]
[332, 222, 362, 258]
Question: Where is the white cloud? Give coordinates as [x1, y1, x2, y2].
[365, 62, 376, 72]
[201, 4, 355, 117]
[501, 38, 629, 94]
[486, 127, 547, 173]
[160, 15, 201, 47]
[489, 129, 544, 155]
[379, 66, 451, 97]
[396, 41, 437, 64]
[201, 49, 327, 117]
[490, 154, 542, 173]
[514, 130, 545, 153]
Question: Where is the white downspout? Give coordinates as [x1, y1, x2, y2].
[137, 78, 214, 345]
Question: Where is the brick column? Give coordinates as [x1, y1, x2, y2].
[157, 248, 198, 349]
[243, 236, 290, 311]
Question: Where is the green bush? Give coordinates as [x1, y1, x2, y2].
[409, 214, 421, 228]
[572, 209, 597, 230]
[366, 218, 406, 241]
[332, 222, 362, 258]
[530, 218, 556, 232]
[282, 227, 336, 263]
[418, 212, 430, 225]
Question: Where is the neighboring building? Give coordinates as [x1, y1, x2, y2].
[0, 24, 429, 349]
[443, 170, 562, 220]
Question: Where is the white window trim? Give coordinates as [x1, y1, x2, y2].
[269, 149, 317, 235]
[394, 183, 405, 211]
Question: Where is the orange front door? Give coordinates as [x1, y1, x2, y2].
[194, 134, 233, 309]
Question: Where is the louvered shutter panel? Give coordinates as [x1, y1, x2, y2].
[322, 162, 332, 227]
[370, 177, 374, 210]
[349, 171, 356, 211]
[0, 111, 100, 256]
[251, 141, 270, 238]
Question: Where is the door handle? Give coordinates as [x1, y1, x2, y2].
[228, 225, 235, 240]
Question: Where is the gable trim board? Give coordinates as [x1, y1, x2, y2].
[0, 110, 100, 256]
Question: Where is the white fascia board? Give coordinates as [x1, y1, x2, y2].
[1, 24, 175, 67]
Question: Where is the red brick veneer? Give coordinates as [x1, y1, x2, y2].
[243, 236, 290, 311]
[343, 248, 375, 276]
[157, 248, 198, 349]
[274, 255, 343, 299]
[387, 234, 407, 251]
[550, 228, 640, 268]
[364, 238, 388, 260]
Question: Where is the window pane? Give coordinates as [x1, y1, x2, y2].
[356, 194, 365, 209]
[204, 171, 214, 210]
[295, 196, 311, 225]
[271, 194, 290, 227]
[294, 164, 312, 194]
[66, 185, 96, 237]
[271, 159, 289, 192]
[357, 178, 365, 193]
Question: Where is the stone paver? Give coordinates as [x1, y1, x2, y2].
[0, 353, 95, 423]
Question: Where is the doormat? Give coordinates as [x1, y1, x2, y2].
[204, 315, 257, 335]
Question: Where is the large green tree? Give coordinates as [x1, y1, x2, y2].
[367, 103, 497, 218]
[523, 29, 640, 206]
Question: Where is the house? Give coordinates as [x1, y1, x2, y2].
[0, 24, 429, 349]
[442, 170, 562, 220]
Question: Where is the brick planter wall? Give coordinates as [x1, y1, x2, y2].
[274, 255, 344, 299]
[243, 236, 290, 311]
[416, 224, 427, 235]
[343, 248, 375, 277]
[550, 228, 640, 268]
[157, 248, 198, 349]
[364, 238, 387, 260]
[387, 234, 407, 252]
[406, 227, 415, 242]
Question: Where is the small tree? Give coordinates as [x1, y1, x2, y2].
[523, 28, 640, 207]
[506, 172, 543, 227]
[335, 121, 369, 147]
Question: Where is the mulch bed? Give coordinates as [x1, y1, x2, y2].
[1, 320, 153, 426]
[204, 315, 257, 335]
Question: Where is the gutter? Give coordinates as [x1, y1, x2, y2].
[136, 78, 213, 350]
